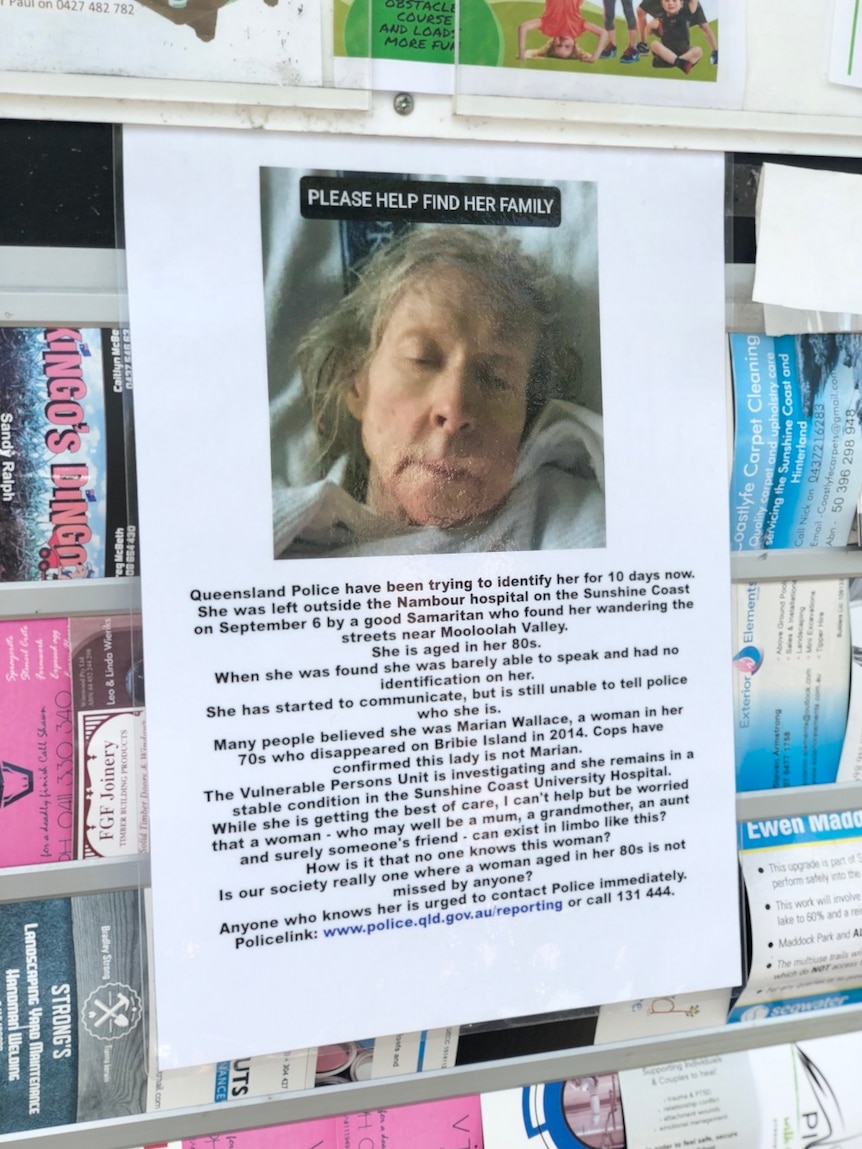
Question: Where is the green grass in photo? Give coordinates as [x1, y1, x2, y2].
[462, 0, 717, 82]
[341, 0, 458, 63]
[460, 0, 504, 66]
[334, 0, 349, 56]
[338, 0, 718, 80]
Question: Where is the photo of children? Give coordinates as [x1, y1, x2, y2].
[642, 0, 703, 73]
[600, 1, 640, 64]
[463, 0, 720, 82]
[517, 0, 608, 62]
[262, 168, 605, 561]
[636, 0, 718, 66]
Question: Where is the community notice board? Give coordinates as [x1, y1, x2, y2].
[122, 127, 741, 1067]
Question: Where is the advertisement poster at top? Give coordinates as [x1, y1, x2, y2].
[0, 0, 329, 87]
[334, 0, 745, 106]
[122, 126, 740, 1068]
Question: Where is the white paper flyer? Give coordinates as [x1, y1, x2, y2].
[0, 1, 326, 87]
[618, 1034, 862, 1149]
[481, 1074, 625, 1149]
[731, 810, 862, 1022]
[830, 0, 862, 90]
[484, 1035, 862, 1149]
[123, 128, 740, 1067]
[593, 987, 730, 1042]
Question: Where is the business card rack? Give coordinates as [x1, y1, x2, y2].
[5, 43, 862, 1146]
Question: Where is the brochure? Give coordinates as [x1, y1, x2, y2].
[729, 333, 862, 552]
[837, 577, 862, 782]
[148, 1048, 315, 1109]
[731, 579, 850, 791]
[1, 617, 75, 866]
[0, 327, 136, 583]
[143, 1095, 482, 1149]
[0, 4, 326, 88]
[0, 890, 147, 1133]
[1, 614, 147, 867]
[71, 614, 148, 860]
[618, 1032, 862, 1148]
[593, 987, 730, 1042]
[148, 1027, 457, 1109]
[124, 129, 740, 1067]
[481, 1073, 625, 1148]
[731, 810, 862, 1022]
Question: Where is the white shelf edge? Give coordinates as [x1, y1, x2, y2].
[0, 855, 150, 904]
[0, 752, 859, 910]
[0, 91, 859, 158]
[731, 549, 862, 581]
[6, 1003, 862, 1149]
[0, 577, 141, 619]
[0, 70, 371, 111]
[10, 764, 862, 902]
[736, 782, 862, 822]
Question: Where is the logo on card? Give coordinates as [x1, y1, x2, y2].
[81, 982, 143, 1040]
[732, 645, 763, 675]
[739, 1005, 770, 1021]
[0, 761, 34, 809]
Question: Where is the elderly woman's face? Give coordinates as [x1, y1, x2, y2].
[346, 265, 536, 528]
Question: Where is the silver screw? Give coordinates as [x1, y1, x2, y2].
[393, 92, 415, 116]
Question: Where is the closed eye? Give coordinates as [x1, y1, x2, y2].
[400, 336, 442, 369]
[476, 365, 514, 392]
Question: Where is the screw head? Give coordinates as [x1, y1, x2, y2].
[393, 92, 415, 115]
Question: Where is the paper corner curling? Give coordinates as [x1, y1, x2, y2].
[753, 163, 862, 318]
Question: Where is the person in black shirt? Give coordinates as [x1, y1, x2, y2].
[636, 0, 717, 64]
[646, 0, 702, 73]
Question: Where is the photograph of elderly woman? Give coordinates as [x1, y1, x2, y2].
[262, 168, 605, 559]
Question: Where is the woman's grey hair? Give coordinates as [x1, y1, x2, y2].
[298, 225, 582, 498]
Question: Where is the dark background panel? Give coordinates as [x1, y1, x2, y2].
[0, 120, 116, 248]
[727, 152, 862, 265]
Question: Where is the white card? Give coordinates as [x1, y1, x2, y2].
[754, 163, 862, 317]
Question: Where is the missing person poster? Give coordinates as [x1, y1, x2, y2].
[123, 128, 740, 1068]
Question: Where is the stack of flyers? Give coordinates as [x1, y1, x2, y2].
[483, 1032, 862, 1148]
[142, 1096, 482, 1149]
[0, 890, 147, 1133]
[593, 988, 731, 1042]
[0, 614, 148, 868]
[617, 1033, 862, 1148]
[481, 1074, 625, 1149]
[729, 333, 862, 552]
[731, 579, 850, 791]
[148, 1027, 459, 1110]
[730, 810, 862, 1022]
[837, 577, 862, 782]
[0, 327, 136, 582]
